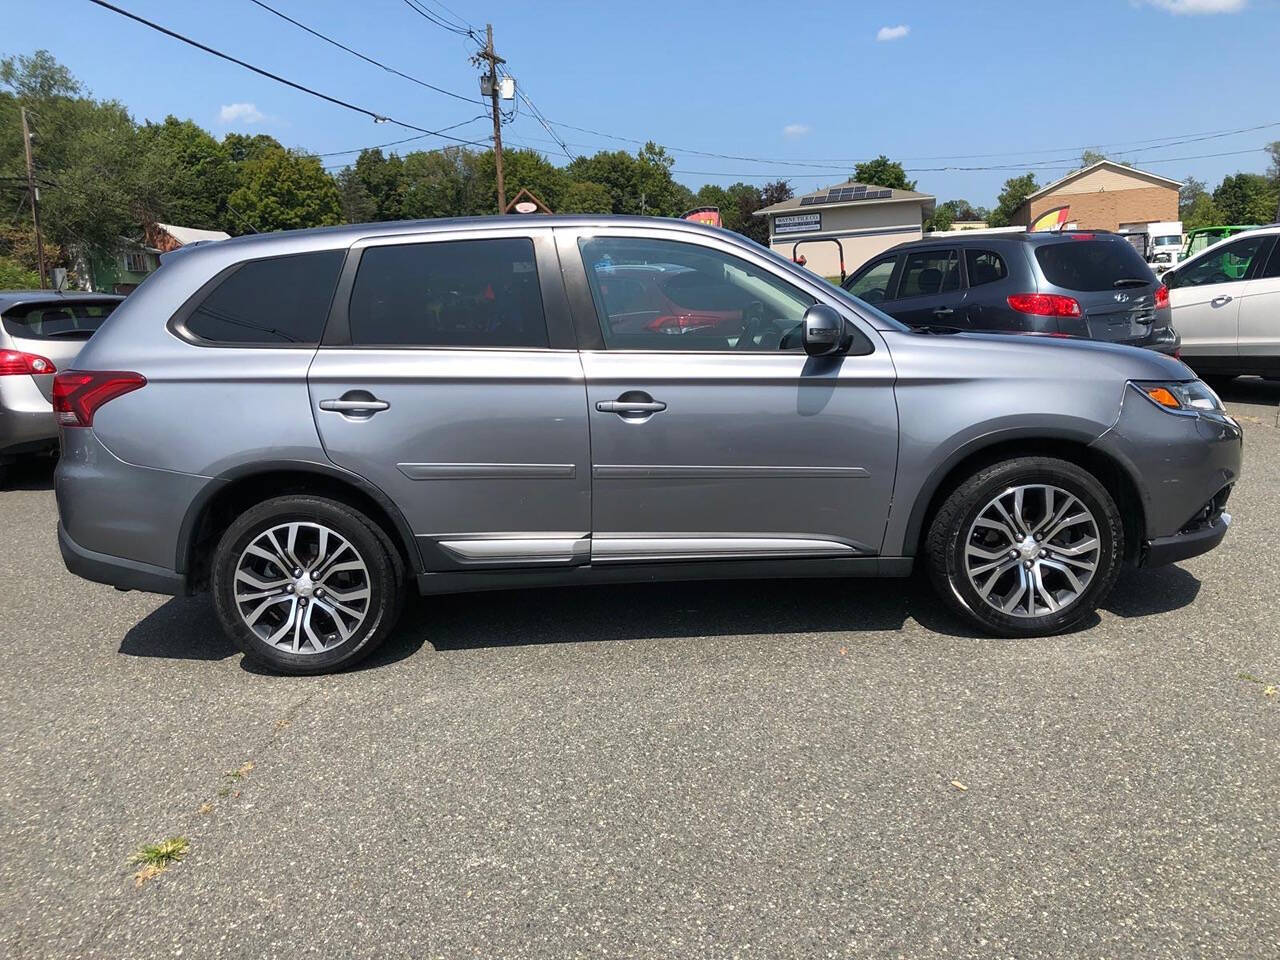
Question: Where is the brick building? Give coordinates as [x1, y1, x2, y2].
[1014, 160, 1179, 232]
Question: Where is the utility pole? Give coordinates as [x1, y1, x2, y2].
[20, 107, 47, 289]
[480, 24, 506, 214]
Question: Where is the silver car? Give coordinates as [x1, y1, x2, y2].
[53, 217, 1242, 674]
[0, 291, 123, 476]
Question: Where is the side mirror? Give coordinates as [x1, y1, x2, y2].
[801, 304, 847, 357]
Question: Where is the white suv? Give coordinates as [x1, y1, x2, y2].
[1165, 224, 1280, 379]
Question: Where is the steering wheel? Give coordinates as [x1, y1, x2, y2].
[737, 300, 766, 350]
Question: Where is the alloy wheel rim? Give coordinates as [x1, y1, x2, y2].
[964, 484, 1100, 619]
[234, 522, 371, 654]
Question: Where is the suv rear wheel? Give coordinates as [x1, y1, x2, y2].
[211, 495, 402, 674]
[926, 457, 1124, 637]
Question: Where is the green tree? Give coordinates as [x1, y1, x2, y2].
[222, 132, 282, 165]
[560, 180, 613, 213]
[1211, 172, 1278, 225]
[335, 167, 376, 224]
[851, 155, 916, 190]
[350, 148, 405, 221]
[0, 256, 41, 289]
[988, 173, 1039, 227]
[137, 116, 233, 228]
[926, 205, 954, 232]
[226, 146, 342, 233]
[398, 146, 487, 219]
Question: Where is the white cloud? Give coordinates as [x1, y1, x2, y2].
[1139, 0, 1245, 13]
[876, 24, 910, 41]
[218, 102, 267, 125]
[783, 123, 811, 138]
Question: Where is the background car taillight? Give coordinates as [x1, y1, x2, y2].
[1154, 283, 1170, 309]
[0, 349, 57, 376]
[645, 313, 721, 334]
[1006, 293, 1082, 318]
[51, 370, 146, 427]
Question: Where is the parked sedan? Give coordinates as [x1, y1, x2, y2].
[1163, 224, 1280, 380]
[842, 232, 1179, 354]
[1, 291, 123, 474]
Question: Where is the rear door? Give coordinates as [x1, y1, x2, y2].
[1166, 233, 1272, 360]
[1033, 237, 1162, 345]
[1, 299, 120, 399]
[961, 247, 1015, 332]
[308, 227, 592, 571]
[884, 247, 965, 329]
[1236, 236, 1280, 367]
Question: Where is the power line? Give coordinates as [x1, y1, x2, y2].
[245, 0, 482, 106]
[309, 116, 489, 158]
[86, 0, 491, 147]
[400, 0, 478, 38]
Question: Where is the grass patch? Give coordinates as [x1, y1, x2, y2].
[129, 837, 189, 886]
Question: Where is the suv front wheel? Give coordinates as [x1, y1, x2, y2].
[211, 496, 403, 674]
[926, 457, 1124, 637]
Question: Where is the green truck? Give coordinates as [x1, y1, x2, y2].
[1180, 225, 1257, 269]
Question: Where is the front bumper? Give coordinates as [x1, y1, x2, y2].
[58, 521, 188, 595]
[1143, 511, 1231, 567]
[1091, 385, 1242, 562]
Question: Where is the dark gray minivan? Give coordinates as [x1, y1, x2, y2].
[842, 231, 1179, 353]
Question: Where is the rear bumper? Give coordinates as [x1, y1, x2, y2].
[58, 521, 187, 595]
[0, 403, 56, 461]
[1143, 511, 1231, 567]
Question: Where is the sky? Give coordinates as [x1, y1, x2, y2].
[5, 0, 1279, 209]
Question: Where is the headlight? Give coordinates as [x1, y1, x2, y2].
[1132, 379, 1224, 414]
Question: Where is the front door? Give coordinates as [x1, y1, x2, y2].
[558, 228, 899, 563]
[1169, 233, 1272, 362]
[309, 229, 591, 570]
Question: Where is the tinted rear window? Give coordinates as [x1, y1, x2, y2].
[184, 250, 344, 345]
[2, 300, 119, 341]
[348, 238, 548, 348]
[1034, 240, 1153, 292]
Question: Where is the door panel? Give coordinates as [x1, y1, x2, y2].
[1238, 275, 1280, 359]
[1170, 282, 1244, 356]
[309, 229, 590, 571]
[581, 349, 898, 558]
[885, 248, 965, 329]
[310, 349, 591, 568]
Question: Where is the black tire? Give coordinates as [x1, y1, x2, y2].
[926, 457, 1123, 637]
[211, 495, 403, 674]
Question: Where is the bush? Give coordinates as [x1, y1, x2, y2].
[0, 257, 41, 290]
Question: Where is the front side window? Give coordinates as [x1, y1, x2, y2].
[898, 249, 959, 298]
[845, 255, 897, 303]
[1169, 235, 1268, 289]
[965, 249, 1008, 287]
[348, 238, 548, 348]
[185, 250, 344, 345]
[579, 236, 815, 351]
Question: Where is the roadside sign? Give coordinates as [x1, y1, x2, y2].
[775, 212, 822, 235]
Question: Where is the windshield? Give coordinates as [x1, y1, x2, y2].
[1035, 239, 1154, 292]
[1153, 235, 1180, 247]
[1, 299, 120, 340]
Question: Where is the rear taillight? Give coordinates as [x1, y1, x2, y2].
[1007, 293, 1082, 318]
[0, 349, 56, 376]
[52, 370, 146, 427]
[1154, 283, 1169, 309]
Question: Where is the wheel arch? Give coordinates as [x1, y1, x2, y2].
[176, 460, 420, 588]
[902, 429, 1147, 565]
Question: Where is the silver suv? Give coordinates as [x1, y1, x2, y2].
[1, 291, 122, 476]
[53, 217, 1242, 674]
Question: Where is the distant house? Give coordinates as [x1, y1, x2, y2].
[1012, 161, 1180, 232]
[86, 222, 230, 293]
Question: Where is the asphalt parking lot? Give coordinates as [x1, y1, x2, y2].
[2, 382, 1278, 960]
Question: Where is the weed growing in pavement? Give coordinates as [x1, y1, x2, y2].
[129, 837, 189, 886]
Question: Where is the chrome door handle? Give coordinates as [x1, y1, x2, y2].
[1211, 295, 1233, 306]
[932, 307, 954, 317]
[596, 400, 667, 414]
[319, 398, 390, 413]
